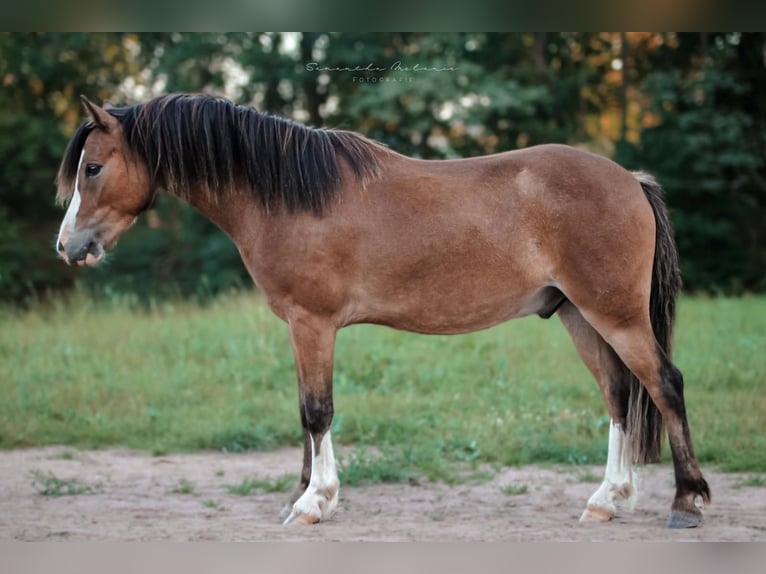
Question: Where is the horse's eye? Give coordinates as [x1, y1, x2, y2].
[85, 163, 102, 177]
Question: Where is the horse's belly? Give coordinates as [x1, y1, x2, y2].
[352, 281, 561, 335]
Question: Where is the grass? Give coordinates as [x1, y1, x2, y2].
[500, 483, 529, 496]
[172, 478, 195, 494]
[54, 450, 76, 460]
[31, 470, 101, 496]
[201, 499, 225, 511]
[575, 470, 602, 483]
[226, 473, 296, 495]
[2, 292, 765, 484]
[733, 475, 766, 489]
[338, 448, 416, 486]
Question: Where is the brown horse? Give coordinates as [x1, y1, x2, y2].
[55, 94, 710, 528]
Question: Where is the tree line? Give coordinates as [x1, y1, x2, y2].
[1, 32, 763, 304]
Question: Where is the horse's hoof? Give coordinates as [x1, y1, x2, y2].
[283, 507, 320, 526]
[667, 511, 702, 529]
[579, 505, 614, 523]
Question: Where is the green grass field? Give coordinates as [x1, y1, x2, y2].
[1, 292, 764, 482]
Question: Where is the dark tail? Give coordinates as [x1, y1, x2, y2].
[625, 172, 682, 464]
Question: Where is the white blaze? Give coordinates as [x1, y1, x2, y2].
[56, 150, 84, 256]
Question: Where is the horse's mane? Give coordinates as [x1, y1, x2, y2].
[56, 94, 385, 215]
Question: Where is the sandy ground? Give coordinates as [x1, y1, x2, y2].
[1, 446, 764, 541]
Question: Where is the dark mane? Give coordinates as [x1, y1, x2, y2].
[57, 94, 385, 214]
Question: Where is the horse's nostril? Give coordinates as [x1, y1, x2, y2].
[57, 241, 65, 252]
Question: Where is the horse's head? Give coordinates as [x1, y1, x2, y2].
[56, 96, 153, 266]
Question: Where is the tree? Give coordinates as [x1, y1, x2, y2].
[0, 33, 160, 300]
[1, 33, 763, 303]
[618, 33, 766, 292]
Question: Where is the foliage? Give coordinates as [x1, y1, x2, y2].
[0, 206, 27, 300]
[639, 72, 760, 291]
[1, 33, 764, 303]
[616, 33, 766, 293]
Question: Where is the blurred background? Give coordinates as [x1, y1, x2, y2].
[1, 32, 764, 305]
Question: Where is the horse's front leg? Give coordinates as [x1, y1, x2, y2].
[280, 427, 312, 520]
[282, 312, 339, 525]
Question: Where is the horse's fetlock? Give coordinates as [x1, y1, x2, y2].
[301, 394, 333, 436]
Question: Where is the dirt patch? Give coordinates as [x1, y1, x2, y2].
[1, 446, 764, 541]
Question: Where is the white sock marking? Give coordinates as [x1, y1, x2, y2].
[286, 431, 339, 523]
[309, 431, 338, 492]
[583, 421, 636, 517]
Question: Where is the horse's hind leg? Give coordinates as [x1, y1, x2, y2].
[282, 311, 339, 525]
[558, 302, 636, 522]
[580, 308, 710, 528]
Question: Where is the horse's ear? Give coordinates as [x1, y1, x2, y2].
[80, 95, 117, 132]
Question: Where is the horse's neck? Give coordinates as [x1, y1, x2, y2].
[178, 185, 264, 246]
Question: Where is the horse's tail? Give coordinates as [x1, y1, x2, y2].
[625, 171, 682, 464]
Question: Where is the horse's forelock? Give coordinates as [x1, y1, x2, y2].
[56, 121, 94, 204]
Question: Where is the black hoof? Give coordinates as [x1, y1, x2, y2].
[667, 511, 702, 529]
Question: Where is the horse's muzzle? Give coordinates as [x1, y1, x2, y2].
[60, 231, 105, 267]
